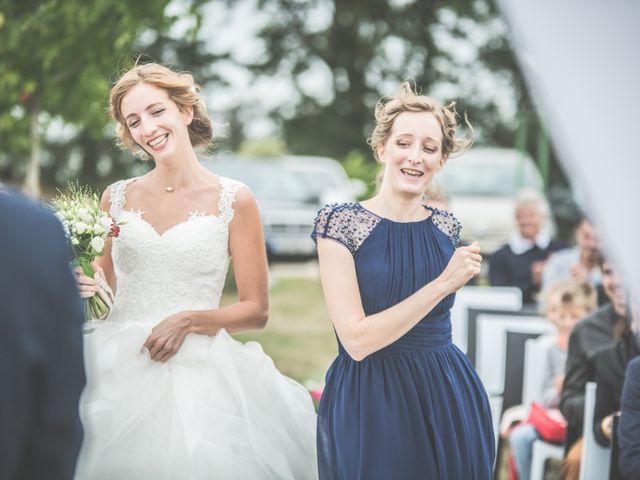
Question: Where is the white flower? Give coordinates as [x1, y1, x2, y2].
[74, 222, 87, 235]
[90, 236, 105, 253]
[92, 223, 105, 235]
[99, 215, 113, 230]
[78, 207, 93, 224]
[71, 237, 80, 245]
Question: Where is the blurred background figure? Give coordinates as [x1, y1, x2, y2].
[560, 259, 627, 479]
[618, 356, 640, 480]
[435, 147, 546, 257]
[489, 188, 566, 305]
[424, 184, 450, 212]
[0, 190, 85, 480]
[502, 280, 596, 480]
[542, 216, 604, 303]
[590, 302, 639, 479]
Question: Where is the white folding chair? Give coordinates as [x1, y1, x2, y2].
[476, 314, 554, 396]
[579, 382, 611, 480]
[523, 334, 565, 480]
[450, 286, 522, 352]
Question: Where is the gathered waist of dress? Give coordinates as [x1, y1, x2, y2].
[338, 311, 452, 359]
[108, 299, 220, 324]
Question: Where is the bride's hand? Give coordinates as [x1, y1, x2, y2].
[143, 313, 192, 363]
[73, 262, 107, 299]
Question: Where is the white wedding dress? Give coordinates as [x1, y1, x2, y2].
[75, 177, 318, 480]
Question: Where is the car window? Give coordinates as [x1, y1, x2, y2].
[438, 160, 540, 196]
[291, 171, 338, 193]
[212, 162, 309, 202]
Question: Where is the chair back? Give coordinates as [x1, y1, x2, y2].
[451, 286, 522, 352]
[522, 335, 558, 406]
[578, 382, 611, 480]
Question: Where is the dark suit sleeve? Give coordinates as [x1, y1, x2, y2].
[618, 358, 640, 479]
[560, 326, 589, 430]
[26, 219, 85, 479]
[15, 212, 86, 480]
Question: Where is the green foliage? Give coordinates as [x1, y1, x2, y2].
[0, 0, 215, 191]
[219, 0, 532, 163]
[342, 150, 378, 198]
[0, 0, 171, 133]
[237, 137, 288, 157]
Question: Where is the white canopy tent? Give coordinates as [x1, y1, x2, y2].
[496, 0, 640, 299]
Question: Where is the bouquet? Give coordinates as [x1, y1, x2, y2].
[52, 183, 120, 321]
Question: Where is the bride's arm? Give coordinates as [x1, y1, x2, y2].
[95, 188, 116, 292]
[187, 187, 269, 335]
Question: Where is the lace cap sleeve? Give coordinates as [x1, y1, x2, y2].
[109, 178, 135, 218]
[311, 203, 381, 254]
[429, 207, 462, 247]
[218, 177, 249, 225]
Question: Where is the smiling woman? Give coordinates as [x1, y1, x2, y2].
[313, 82, 495, 480]
[109, 64, 213, 159]
[72, 63, 318, 480]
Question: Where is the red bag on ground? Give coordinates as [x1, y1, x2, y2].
[526, 402, 567, 443]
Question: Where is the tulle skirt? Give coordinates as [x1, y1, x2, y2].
[75, 320, 318, 480]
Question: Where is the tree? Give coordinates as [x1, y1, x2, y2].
[0, 0, 176, 195]
[221, 0, 538, 163]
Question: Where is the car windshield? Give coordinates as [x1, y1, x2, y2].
[210, 162, 310, 203]
[438, 160, 538, 196]
[290, 171, 338, 193]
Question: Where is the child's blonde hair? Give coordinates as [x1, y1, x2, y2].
[540, 279, 598, 317]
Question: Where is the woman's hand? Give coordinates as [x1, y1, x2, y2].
[437, 242, 482, 294]
[73, 262, 107, 299]
[143, 312, 193, 363]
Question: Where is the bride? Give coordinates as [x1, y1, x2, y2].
[74, 63, 317, 480]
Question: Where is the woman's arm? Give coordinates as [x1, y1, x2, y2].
[317, 238, 481, 361]
[95, 188, 116, 291]
[188, 187, 269, 335]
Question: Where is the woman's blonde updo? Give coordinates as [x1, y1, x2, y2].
[109, 63, 213, 156]
[368, 81, 473, 164]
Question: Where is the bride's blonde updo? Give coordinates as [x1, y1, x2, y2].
[109, 63, 213, 156]
[368, 81, 473, 164]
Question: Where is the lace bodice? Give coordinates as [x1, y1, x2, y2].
[312, 202, 461, 254]
[106, 176, 246, 323]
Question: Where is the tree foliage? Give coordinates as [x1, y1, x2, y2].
[0, 0, 217, 193]
[222, 0, 537, 163]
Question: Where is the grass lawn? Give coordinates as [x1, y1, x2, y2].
[222, 276, 337, 386]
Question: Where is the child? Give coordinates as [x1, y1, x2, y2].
[508, 280, 597, 480]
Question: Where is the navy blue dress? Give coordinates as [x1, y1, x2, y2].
[312, 203, 495, 480]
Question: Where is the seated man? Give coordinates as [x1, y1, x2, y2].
[489, 189, 565, 305]
[560, 259, 626, 479]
